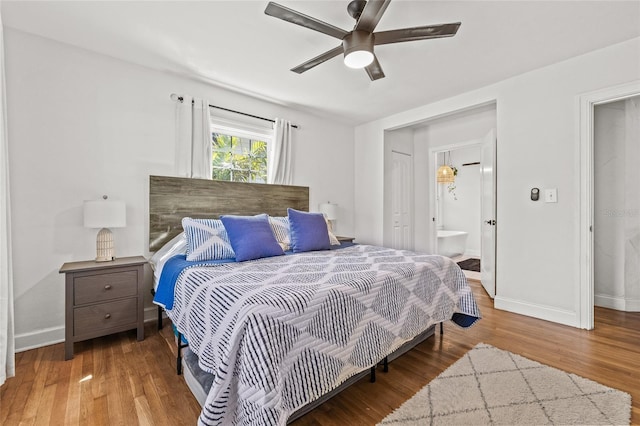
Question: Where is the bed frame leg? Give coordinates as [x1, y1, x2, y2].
[177, 332, 184, 375]
[383, 356, 388, 373]
[150, 288, 163, 331]
[370, 366, 376, 383]
[440, 322, 444, 335]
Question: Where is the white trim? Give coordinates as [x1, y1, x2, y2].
[494, 296, 579, 328]
[15, 326, 64, 353]
[627, 300, 640, 312]
[385, 100, 498, 132]
[209, 115, 273, 142]
[577, 80, 640, 330]
[595, 294, 640, 312]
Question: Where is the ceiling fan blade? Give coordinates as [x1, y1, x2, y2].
[374, 22, 461, 45]
[355, 0, 391, 33]
[291, 45, 344, 74]
[365, 55, 385, 81]
[265, 2, 348, 40]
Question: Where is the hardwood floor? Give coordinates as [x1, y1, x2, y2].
[2, 282, 638, 425]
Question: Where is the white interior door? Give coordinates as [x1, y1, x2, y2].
[391, 150, 413, 250]
[480, 130, 497, 298]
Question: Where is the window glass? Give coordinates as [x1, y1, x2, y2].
[210, 117, 272, 183]
[211, 133, 268, 183]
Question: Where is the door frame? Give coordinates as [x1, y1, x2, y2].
[577, 80, 640, 330]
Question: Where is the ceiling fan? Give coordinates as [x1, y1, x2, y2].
[264, 0, 461, 81]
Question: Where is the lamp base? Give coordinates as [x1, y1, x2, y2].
[95, 227, 115, 262]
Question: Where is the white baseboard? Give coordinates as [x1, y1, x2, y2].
[144, 305, 166, 323]
[15, 326, 65, 353]
[595, 294, 640, 312]
[15, 306, 165, 353]
[627, 299, 640, 311]
[494, 296, 580, 328]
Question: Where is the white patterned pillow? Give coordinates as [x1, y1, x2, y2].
[269, 216, 291, 251]
[323, 215, 341, 246]
[182, 217, 235, 261]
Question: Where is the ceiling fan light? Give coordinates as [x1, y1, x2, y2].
[343, 30, 374, 69]
[344, 50, 374, 68]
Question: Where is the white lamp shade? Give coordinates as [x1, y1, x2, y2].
[83, 199, 126, 228]
[319, 202, 338, 221]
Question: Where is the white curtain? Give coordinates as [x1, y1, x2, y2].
[0, 10, 15, 386]
[175, 95, 212, 179]
[267, 118, 293, 185]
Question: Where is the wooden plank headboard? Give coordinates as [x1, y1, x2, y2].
[149, 175, 309, 251]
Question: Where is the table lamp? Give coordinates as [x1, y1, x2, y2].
[319, 201, 338, 231]
[83, 196, 126, 262]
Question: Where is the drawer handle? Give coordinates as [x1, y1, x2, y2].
[104, 285, 112, 290]
[104, 313, 111, 319]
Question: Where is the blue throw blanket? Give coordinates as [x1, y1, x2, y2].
[154, 255, 233, 310]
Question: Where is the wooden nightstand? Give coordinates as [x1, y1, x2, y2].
[336, 236, 355, 244]
[59, 256, 147, 360]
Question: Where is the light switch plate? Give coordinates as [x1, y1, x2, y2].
[545, 188, 558, 203]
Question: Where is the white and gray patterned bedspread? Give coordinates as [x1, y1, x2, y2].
[164, 244, 480, 426]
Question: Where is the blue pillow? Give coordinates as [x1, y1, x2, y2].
[287, 208, 331, 253]
[220, 214, 284, 262]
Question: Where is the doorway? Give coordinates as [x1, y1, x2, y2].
[382, 102, 497, 294]
[578, 80, 640, 329]
[593, 95, 640, 312]
[431, 129, 496, 298]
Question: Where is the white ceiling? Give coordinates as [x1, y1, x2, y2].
[2, 0, 640, 125]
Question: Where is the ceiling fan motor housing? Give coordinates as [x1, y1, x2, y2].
[343, 30, 375, 68]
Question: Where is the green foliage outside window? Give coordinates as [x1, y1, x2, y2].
[211, 133, 268, 183]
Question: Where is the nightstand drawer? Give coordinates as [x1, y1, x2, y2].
[74, 298, 138, 336]
[74, 270, 138, 305]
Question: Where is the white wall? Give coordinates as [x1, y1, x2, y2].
[5, 29, 356, 351]
[355, 37, 640, 328]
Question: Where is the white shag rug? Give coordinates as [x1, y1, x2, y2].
[378, 343, 631, 425]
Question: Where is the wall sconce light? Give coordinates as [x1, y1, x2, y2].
[83, 195, 126, 262]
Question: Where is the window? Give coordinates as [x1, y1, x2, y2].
[210, 118, 272, 183]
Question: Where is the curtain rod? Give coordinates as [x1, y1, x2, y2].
[170, 94, 298, 129]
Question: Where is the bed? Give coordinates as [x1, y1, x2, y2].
[148, 175, 480, 426]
